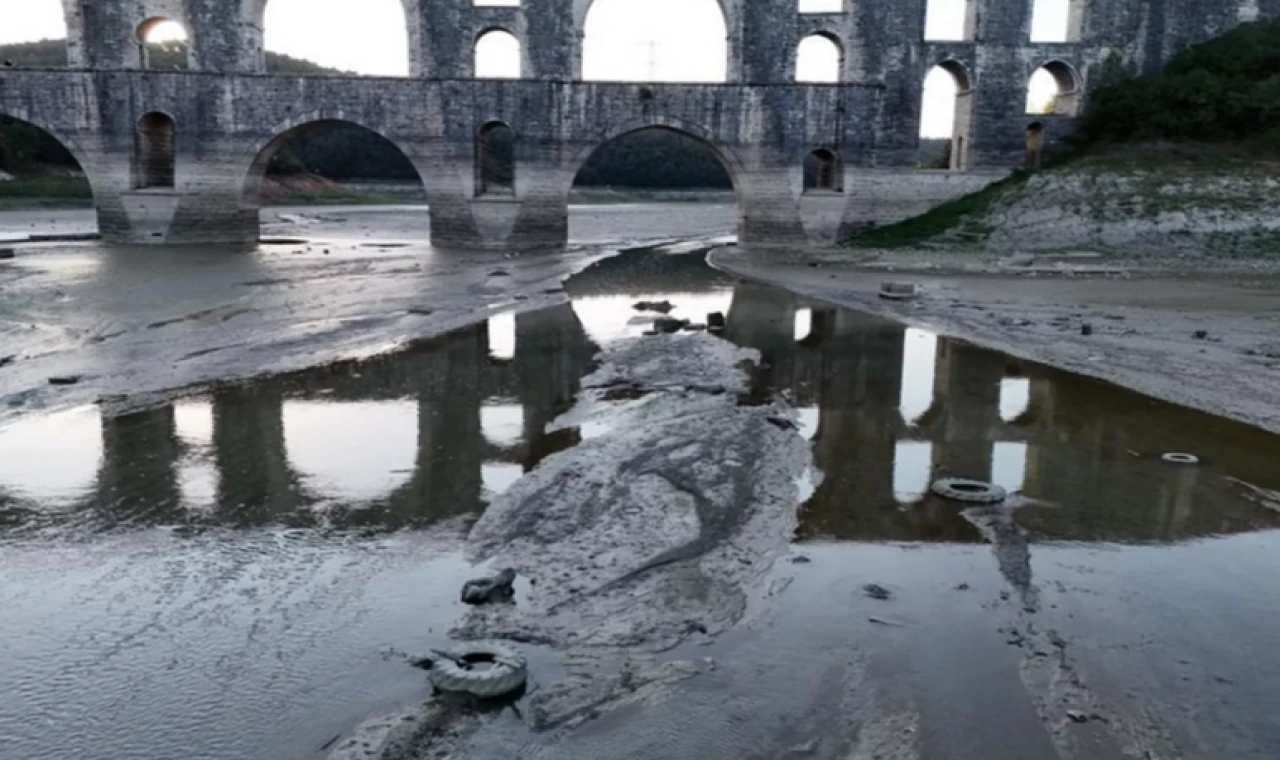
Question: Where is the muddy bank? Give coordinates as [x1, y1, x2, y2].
[711, 246, 1280, 435]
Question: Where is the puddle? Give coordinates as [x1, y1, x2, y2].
[4, 250, 1280, 760]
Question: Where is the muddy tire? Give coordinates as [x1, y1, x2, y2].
[429, 643, 527, 699]
[931, 478, 1007, 504]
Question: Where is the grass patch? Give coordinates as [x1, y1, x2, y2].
[848, 170, 1032, 249]
[0, 176, 94, 210]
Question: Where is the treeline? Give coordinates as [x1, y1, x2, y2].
[1082, 17, 1280, 147]
[1, 40, 733, 188]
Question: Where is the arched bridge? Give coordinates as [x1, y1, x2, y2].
[0, 0, 1265, 248]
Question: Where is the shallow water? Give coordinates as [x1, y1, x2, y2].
[3, 250, 1280, 759]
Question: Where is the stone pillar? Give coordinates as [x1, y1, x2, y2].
[513, 303, 592, 447]
[739, 0, 795, 82]
[211, 386, 299, 525]
[97, 406, 182, 525]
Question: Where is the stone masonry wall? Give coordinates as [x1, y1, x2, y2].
[1, 0, 1275, 248]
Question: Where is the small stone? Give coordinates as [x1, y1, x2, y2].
[1193, 330, 1209, 340]
[790, 555, 812, 564]
[1081, 324, 1093, 336]
[1066, 710, 1089, 724]
[488, 269, 511, 277]
[862, 583, 892, 600]
[632, 300, 675, 314]
[0, 248, 15, 260]
[407, 308, 434, 316]
[955, 582, 970, 591]
[653, 316, 687, 334]
[707, 312, 727, 330]
[0, 355, 15, 368]
[460, 568, 517, 605]
[48, 375, 81, 386]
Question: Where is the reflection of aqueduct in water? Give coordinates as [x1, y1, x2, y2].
[0, 0, 1271, 247]
[7, 280, 1278, 540]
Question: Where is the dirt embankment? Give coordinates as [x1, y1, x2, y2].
[856, 156, 1280, 259]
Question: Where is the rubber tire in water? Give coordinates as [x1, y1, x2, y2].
[1161, 453, 1200, 465]
[931, 478, 1008, 504]
[429, 642, 528, 698]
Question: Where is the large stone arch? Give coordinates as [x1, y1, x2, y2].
[0, 110, 103, 227]
[567, 115, 747, 203]
[240, 112, 430, 213]
[244, 0, 424, 75]
[573, 0, 742, 81]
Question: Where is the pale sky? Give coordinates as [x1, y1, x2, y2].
[2, 0, 1068, 135]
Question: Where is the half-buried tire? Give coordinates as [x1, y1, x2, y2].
[429, 642, 528, 699]
[931, 478, 1008, 505]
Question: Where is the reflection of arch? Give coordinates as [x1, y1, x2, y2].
[241, 115, 425, 207]
[1025, 121, 1045, 169]
[578, 0, 735, 81]
[1026, 60, 1081, 116]
[135, 112, 176, 189]
[796, 33, 842, 83]
[803, 148, 843, 192]
[477, 121, 516, 196]
[475, 28, 522, 78]
[924, 59, 974, 170]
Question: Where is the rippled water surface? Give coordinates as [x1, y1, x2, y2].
[4, 250, 1280, 759]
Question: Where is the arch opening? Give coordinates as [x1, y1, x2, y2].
[1030, 0, 1084, 43]
[135, 113, 176, 190]
[477, 122, 516, 196]
[919, 61, 973, 170]
[0, 0, 69, 67]
[1026, 61, 1081, 116]
[136, 18, 190, 70]
[243, 120, 426, 227]
[263, 0, 411, 76]
[475, 29, 521, 78]
[924, 0, 976, 42]
[570, 125, 737, 232]
[0, 115, 93, 214]
[582, 0, 728, 82]
[796, 34, 841, 83]
[803, 148, 843, 192]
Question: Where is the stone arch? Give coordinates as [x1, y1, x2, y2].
[803, 147, 843, 192]
[795, 32, 843, 83]
[1026, 60, 1081, 116]
[576, 0, 739, 82]
[475, 28, 522, 78]
[570, 116, 745, 201]
[134, 111, 176, 189]
[135, 17, 191, 70]
[0, 111, 98, 201]
[476, 121, 516, 196]
[922, 59, 974, 170]
[250, 0, 420, 76]
[241, 115, 426, 209]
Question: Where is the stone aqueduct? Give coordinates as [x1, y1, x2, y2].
[0, 0, 1271, 248]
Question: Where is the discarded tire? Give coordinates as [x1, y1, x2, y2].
[1162, 453, 1200, 465]
[931, 478, 1007, 504]
[429, 643, 528, 699]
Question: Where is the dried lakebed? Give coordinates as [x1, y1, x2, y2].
[3, 251, 1280, 760]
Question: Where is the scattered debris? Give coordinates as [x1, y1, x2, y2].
[1081, 323, 1094, 336]
[653, 316, 689, 334]
[879, 281, 921, 301]
[706, 312, 727, 332]
[862, 583, 892, 600]
[424, 643, 528, 698]
[0, 248, 15, 260]
[633, 300, 675, 314]
[407, 308, 435, 316]
[488, 269, 511, 277]
[1066, 710, 1089, 724]
[1193, 330, 1209, 340]
[0, 355, 15, 368]
[790, 555, 812, 564]
[931, 478, 1008, 504]
[460, 568, 517, 605]
[955, 582, 970, 591]
[47, 375, 82, 386]
[1161, 452, 1200, 465]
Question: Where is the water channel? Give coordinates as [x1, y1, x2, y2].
[3, 250, 1280, 759]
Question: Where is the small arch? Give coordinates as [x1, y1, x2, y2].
[475, 29, 522, 78]
[1026, 60, 1081, 116]
[796, 33, 842, 83]
[803, 148, 843, 192]
[1024, 122, 1045, 169]
[572, 121, 740, 197]
[134, 112, 176, 189]
[476, 121, 516, 196]
[135, 18, 190, 70]
[920, 60, 974, 170]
